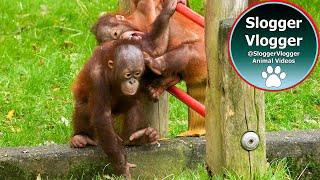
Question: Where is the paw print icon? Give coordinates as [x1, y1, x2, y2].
[261, 66, 287, 88]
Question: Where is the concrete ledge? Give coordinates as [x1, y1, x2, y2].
[0, 138, 205, 179]
[1, 130, 320, 179]
[267, 130, 320, 158]
[267, 130, 320, 179]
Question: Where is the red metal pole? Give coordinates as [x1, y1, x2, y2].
[167, 86, 206, 117]
[176, 3, 205, 27]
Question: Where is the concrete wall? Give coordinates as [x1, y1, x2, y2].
[0, 130, 319, 179]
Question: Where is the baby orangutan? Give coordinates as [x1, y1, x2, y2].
[71, 41, 159, 179]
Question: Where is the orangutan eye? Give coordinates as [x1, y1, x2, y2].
[134, 71, 141, 77]
[124, 73, 131, 79]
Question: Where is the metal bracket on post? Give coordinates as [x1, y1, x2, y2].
[241, 131, 260, 151]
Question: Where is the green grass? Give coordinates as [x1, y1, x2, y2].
[0, 0, 319, 152]
[90, 160, 293, 179]
[0, 0, 118, 146]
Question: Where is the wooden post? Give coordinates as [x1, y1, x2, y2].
[118, 0, 169, 137]
[205, 0, 267, 178]
[141, 94, 168, 137]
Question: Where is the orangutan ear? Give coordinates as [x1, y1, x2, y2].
[108, 60, 114, 69]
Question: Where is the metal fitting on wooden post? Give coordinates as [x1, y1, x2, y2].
[241, 131, 260, 151]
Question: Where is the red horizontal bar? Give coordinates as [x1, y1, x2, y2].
[176, 3, 205, 27]
[167, 86, 205, 117]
